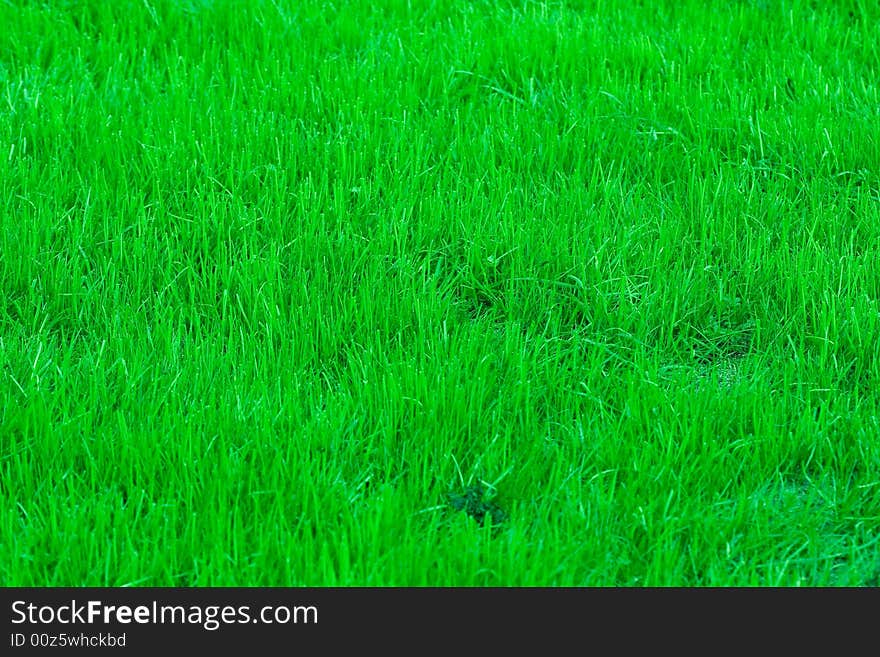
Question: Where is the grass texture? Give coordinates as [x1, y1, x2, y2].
[1, 0, 879, 586]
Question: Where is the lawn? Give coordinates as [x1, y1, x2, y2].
[1, 0, 879, 586]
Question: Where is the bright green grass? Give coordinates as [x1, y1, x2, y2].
[2, 0, 879, 586]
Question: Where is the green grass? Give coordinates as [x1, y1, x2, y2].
[2, 0, 879, 586]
